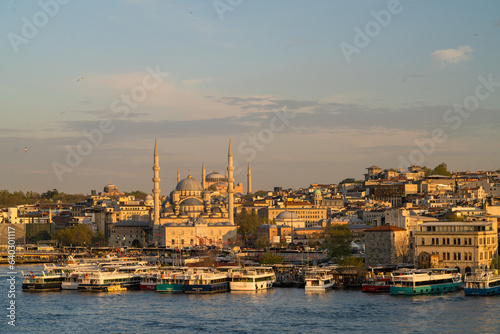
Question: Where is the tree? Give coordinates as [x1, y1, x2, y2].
[340, 256, 364, 268]
[92, 231, 108, 247]
[235, 208, 266, 246]
[324, 224, 353, 262]
[339, 178, 355, 184]
[255, 236, 270, 249]
[259, 252, 283, 265]
[54, 224, 94, 247]
[125, 190, 147, 200]
[254, 190, 267, 197]
[431, 162, 451, 176]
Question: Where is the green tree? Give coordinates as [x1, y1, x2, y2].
[324, 224, 353, 262]
[340, 256, 364, 268]
[255, 236, 270, 249]
[92, 231, 108, 247]
[54, 225, 94, 247]
[254, 190, 267, 197]
[235, 208, 266, 246]
[259, 252, 283, 265]
[125, 190, 147, 200]
[431, 162, 451, 176]
[339, 178, 355, 184]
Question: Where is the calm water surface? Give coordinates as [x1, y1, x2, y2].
[2, 265, 499, 334]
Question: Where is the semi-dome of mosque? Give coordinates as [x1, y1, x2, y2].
[176, 176, 204, 192]
[180, 198, 204, 206]
[275, 211, 300, 220]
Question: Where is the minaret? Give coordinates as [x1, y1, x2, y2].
[177, 167, 180, 183]
[202, 161, 206, 189]
[152, 138, 161, 242]
[227, 138, 234, 224]
[247, 163, 252, 194]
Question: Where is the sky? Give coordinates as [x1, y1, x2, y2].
[1, 0, 500, 195]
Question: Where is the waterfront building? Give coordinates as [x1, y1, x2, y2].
[415, 220, 498, 274]
[364, 225, 409, 267]
[110, 220, 149, 247]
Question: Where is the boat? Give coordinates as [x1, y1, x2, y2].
[229, 266, 276, 292]
[362, 274, 392, 293]
[105, 284, 127, 292]
[140, 271, 162, 290]
[304, 269, 336, 292]
[390, 268, 462, 295]
[156, 271, 187, 293]
[464, 269, 500, 296]
[183, 269, 229, 294]
[22, 269, 63, 292]
[78, 269, 142, 292]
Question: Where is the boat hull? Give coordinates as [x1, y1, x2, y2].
[464, 286, 500, 296]
[390, 282, 461, 295]
[140, 283, 157, 290]
[362, 284, 390, 293]
[230, 281, 274, 291]
[156, 283, 184, 293]
[184, 282, 229, 294]
[22, 282, 61, 292]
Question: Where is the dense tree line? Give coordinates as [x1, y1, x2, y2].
[235, 208, 269, 247]
[0, 189, 87, 208]
[54, 225, 108, 247]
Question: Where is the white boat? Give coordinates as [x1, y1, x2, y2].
[304, 269, 336, 292]
[229, 266, 276, 291]
[390, 268, 462, 295]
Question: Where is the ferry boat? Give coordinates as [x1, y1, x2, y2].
[304, 269, 336, 292]
[390, 268, 462, 295]
[183, 269, 229, 294]
[156, 271, 187, 293]
[464, 269, 500, 296]
[229, 266, 276, 292]
[140, 271, 162, 290]
[22, 269, 63, 292]
[78, 269, 142, 292]
[362, 275, 392, 293]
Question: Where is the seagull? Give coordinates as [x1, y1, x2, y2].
[76, 77, 84, 82]
[24, 147, 27, 153]
[474, 34, 478, 36]
[60, 111, 66, 115]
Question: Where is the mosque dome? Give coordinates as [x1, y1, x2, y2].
[275, 211, 300, 220]
[176, 176, 203, 192]
[314, 189, 322, 195]
[206, 171, 226, 182]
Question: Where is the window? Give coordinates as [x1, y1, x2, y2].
[458, 252, 461, 261]
[422, 238, 425, 245]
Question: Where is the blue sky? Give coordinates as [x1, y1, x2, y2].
[1, 0, 500, 194]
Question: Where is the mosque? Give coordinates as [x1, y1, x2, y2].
[150, 138, 250, 248]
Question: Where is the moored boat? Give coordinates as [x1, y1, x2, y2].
[464, 269, 500, 296]
[156, 271, 187, 293]
[362, 275, 392, 293]
[304, 269, 336, 292]
[390, 268, 462, 295]
[183, 269, 229, 294]
[22, 270, 63, 292]
[229, 266, 275, 292]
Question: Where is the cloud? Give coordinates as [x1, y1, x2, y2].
[431, 45, 474, 67]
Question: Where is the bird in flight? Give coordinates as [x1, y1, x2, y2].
[24, 147, 27, 153]
[60, 111, 66, 115]
[76, 77, 84, 82]
[474, 34, 478, 36]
